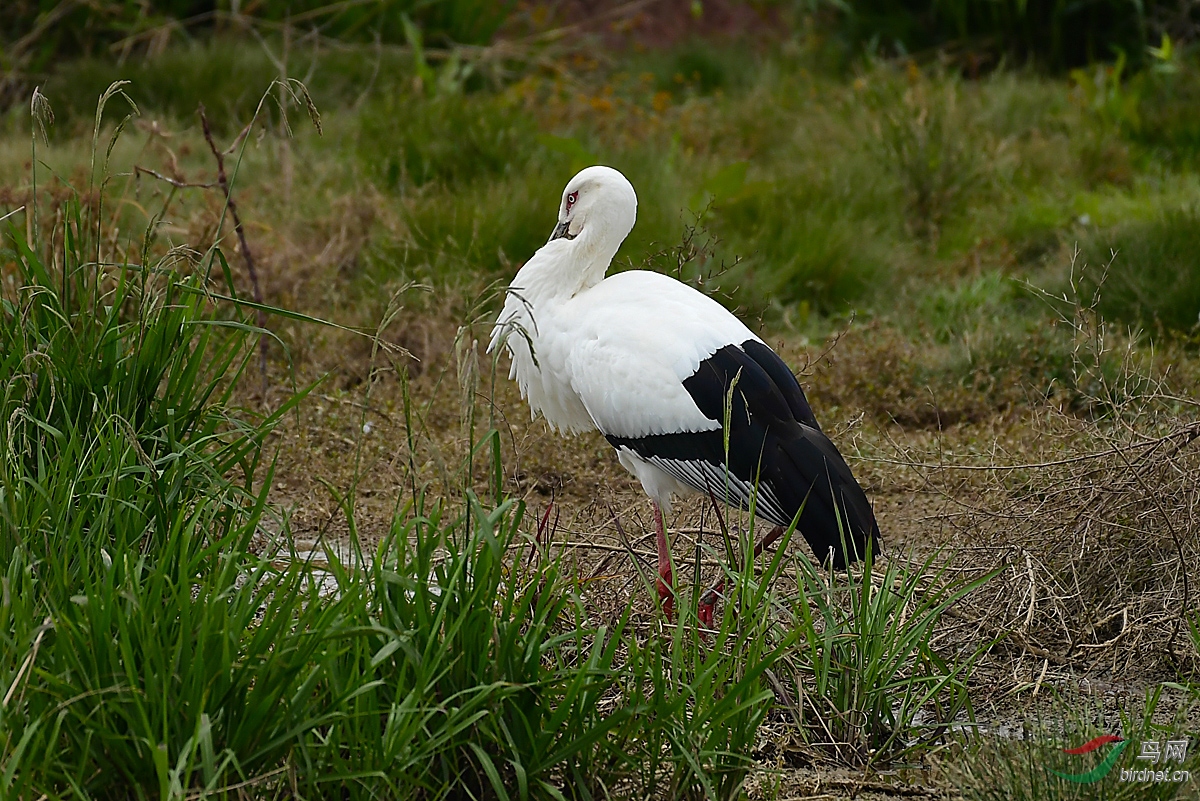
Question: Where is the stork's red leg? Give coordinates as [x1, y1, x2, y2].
[699, 525, 786, 627]
[653, 502, 674, 620]
[698, 581, 720, 628]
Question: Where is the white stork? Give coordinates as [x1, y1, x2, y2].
[489, 165, 880, 622]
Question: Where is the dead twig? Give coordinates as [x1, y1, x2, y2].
[199, 105, 269, 394]
[864, 421, 1200, 471]
[133, 166, 217, 190]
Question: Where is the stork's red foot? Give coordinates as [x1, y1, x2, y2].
[657, 564, 675, 621]
[698, 583, 723, 628]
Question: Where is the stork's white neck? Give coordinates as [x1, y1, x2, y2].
[513, 220, 626, 305]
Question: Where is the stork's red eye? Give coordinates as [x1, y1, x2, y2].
[566, 191, 578, 210]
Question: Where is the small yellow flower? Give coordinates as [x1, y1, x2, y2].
[652, 91, 671, 112]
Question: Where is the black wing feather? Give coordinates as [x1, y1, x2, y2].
[742, 339, 821, 431]
[609, 340, 880, 568]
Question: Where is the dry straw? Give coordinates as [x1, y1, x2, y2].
[878, 251, 1199, 679]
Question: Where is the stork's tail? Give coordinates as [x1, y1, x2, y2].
[775, 427, 881, 569]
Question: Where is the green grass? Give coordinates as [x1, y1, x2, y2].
[295, 490, 634, 799]
[773, 549, 995, 765]
[1084, 207, 1200, 333]
[0, 92, 321, 795]
[357, 90, 540, 190]
[919, 269, 1023, 343]
[4, 0, 512, 92]
[834, 0, 1167, 71]
[17, 35, 1200, 335]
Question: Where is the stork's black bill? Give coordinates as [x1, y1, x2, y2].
[549, 220, 576, 241]
[607, 339, 880, 568]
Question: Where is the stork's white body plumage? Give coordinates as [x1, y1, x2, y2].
[493, 268, 759, 512]
[495, 269, 752, 436]
[490, 165, 879, 621]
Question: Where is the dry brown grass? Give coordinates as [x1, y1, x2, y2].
[851, 267, 1200, 696]
[888, 412, 1198, 670]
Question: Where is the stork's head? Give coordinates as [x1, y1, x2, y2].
[549, 166, 638, 252]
